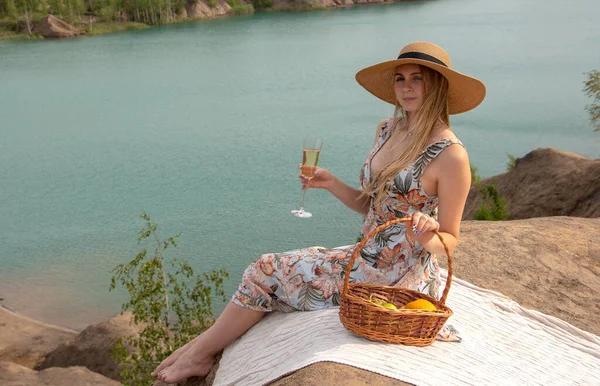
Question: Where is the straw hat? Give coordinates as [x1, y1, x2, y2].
[355, 42, 486, 115]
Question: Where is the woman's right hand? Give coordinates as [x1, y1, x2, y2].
[298, 165, 336, 191]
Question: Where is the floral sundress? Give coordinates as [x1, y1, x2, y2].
[231, 119, 462, 340]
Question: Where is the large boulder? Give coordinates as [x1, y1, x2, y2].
[0, 306, 77, 369]
[186, 0, 232, 18]
[271, 362, 412, 385]
[463, 148, 600, 220]
[35, 312, 142, 381]
[0, 361, 121, 386]
[450, 216, 600, 335]
[32, 15, 78, 39]
[2, 217, 597, 386]
[151, 357, 411, 386]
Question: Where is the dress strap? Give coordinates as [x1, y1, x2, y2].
[378, 118, 394, 144]
[411, 138, 465, 180]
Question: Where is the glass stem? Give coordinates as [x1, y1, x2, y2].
[300, 190, 307, 210]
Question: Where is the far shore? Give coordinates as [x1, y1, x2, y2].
[0, 0, 404, 41]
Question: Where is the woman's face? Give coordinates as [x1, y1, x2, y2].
[394, 64, 425, 113]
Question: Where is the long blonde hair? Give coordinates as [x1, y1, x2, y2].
[363, 65, 450, 207]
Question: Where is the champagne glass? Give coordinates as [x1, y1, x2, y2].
[291, 137, 323, 218]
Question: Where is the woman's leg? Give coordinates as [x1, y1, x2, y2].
[152, 253, 277, 378]
[156, 302, 264, 383]
[154, 246, 351, 382]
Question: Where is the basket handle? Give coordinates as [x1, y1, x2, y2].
[342, 217, 454, 306]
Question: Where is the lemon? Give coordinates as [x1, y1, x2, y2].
[402, 299, 437, 311]
[368, 295, 398, 309]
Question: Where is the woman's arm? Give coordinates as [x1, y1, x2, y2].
[411, 144, 471, 255]
[298, 119, 389, 216]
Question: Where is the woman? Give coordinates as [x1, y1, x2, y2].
[153, 41, 486, 383]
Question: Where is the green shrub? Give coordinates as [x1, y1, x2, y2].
[583, 70, 600, 131]
[473, 184, 509, 221]
[506, 153, 516, 171]
[230, 3, 252, 13]
[226, 0, 252, 13]
[85, 21, 149, 35]
[470, 164, 481, 185]
[252, 0, 271, 10]
[109, 212, 229, 386]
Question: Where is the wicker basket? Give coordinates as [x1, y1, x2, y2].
[339, 217, 454, 347]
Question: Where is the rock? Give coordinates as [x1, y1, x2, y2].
[186, 0, 232, 18]
[0, 361, 121, 386]
[271, 362, 412, 385]
[314, 0, 336, 7]
[352, 0, 386, 4]
[271, 0, 381, 7]
[463, 148, 600, 220]
[449, 217, 600, 335]
[35, 312, 143, 381]
[332, 0, 354, 5]
[32, 15, 78, 39]
[0, 306, 77, 369]
[177, 8, 189, 18]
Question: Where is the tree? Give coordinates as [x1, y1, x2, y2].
[109, 212, 229, 386]
[583, 70, 600, 132]
[13, 0, 37, 35]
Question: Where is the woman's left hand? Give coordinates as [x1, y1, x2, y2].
[410, 212, 440, 236]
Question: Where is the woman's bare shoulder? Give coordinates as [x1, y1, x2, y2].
[436, 139, 469, 168]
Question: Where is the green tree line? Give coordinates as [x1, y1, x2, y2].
[0, 0, 191, 29]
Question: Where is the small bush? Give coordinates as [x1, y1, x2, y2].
[506, 153, 516, 171]
[470, 164, 481, 185]
[85, 21, 149, 35]
[230, 3, 253, 13]
[583, 70, 600, 131]
[473, 184, 509, 221]
[252, 0, 271, 10]
[109, 212, 229, 386]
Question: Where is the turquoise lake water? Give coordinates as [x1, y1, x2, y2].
[1, 0, 599, 329]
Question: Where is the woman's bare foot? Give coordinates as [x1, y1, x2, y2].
[158, 343, 214, 384]
[151, 337, 198, 378]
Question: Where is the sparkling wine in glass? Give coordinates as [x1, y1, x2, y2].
[291, 137, 323, 218]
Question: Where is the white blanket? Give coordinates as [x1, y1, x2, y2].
[213, 271, 600, 386]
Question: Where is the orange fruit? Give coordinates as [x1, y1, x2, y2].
[402, 299, 437, 311]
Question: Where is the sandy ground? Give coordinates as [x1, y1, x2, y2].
[0, 306, 77, 368]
